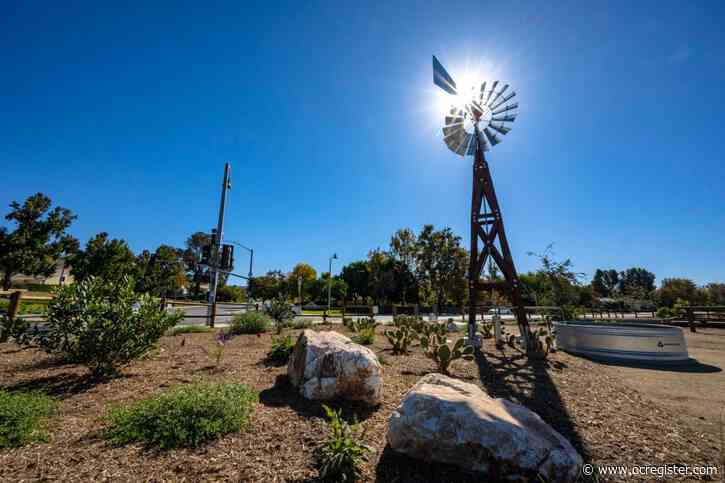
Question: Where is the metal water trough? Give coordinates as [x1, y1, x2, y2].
[554, 321, 689, 364]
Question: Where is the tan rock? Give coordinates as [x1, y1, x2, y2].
[387, 373, 582, 482]
[287, 330, 382, 405]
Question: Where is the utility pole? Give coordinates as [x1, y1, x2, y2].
[208, 162, 231, 326]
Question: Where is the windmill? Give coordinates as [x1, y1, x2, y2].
[433, 55, 532, 351]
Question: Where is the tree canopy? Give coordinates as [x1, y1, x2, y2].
[0, 193, 77, 290]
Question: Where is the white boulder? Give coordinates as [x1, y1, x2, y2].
[387, 373, 582, 482]
[287, 330, 382, 405]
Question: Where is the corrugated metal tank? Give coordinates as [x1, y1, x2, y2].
[554, 321, 689, 363]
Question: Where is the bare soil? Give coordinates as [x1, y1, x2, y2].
[0, 325, 722, 482]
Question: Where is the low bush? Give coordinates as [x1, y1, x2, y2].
[168, 325, 211, 336]
[30, 276, 181, 376]
[104, 383, 257, 449]
[314, 405, 371, 482]
[267, 335, 296, 364]
[0, 313, 31, 344]
[0, 390, 55, 448]
[656, 307, 673, 319]
[350, 317, 378, 333]
[228, 311, 271, 335]
[353, 327, 376, 346]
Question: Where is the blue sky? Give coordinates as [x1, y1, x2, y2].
[2, 1, 724, 285]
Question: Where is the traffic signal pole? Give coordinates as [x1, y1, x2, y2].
[208, 162, 231, 327]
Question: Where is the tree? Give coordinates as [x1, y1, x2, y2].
[248, 270, 286, 301]
[390, 228, 419, 304]
[416, 225, 467, 309]
[618, 267, 656, 297]
[367, 249, 396, 306]
[289, 262, 317, 303]
[341, 261, 370, 303]
[0, 193, 77, 290]
[703, 283, 725, 305]
[656, 278, 698, 308]
[592, 269, 619, 298]
[135, 245, 187, 297]
[69, 232, 137, 283]
[526, 244, 584, 307]
[183, 231, 212, 296]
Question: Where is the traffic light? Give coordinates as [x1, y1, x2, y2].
[220, 244, 234, 272]
[201, 245, 211, 265]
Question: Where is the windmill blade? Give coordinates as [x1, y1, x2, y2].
[492, 102, 518, 116]
[483, 127, 502, 146]
[443, 124, 464, 138]
[490, 91, 516, 111]
[489, 122, 511, 135]
[478, 82, 487, 102]
[488, 84, 509, 108]
[433, 55, 457, 95]
[491, 113, 517, 123]
[454, 132, 473, 156]
[485, 80, 499, 104]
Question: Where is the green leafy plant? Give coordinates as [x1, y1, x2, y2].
[479, 321, 494, 339]
[350, 317, 379, 333]
[419, 323, 473, 374]
[27, 276, 181, 376]
[0, 313, 32, 344]
[656, 306, 673, 319]
[384, 315, 420, 355]
[267, 335, 295, 364]
[342, 317, 354, 329]
[0, 390, 55, 448]
[104, 383, 257, 449]
[314, 404, 371, 482]
[265, 295, 295, 333]
[168, 325, 211, 336]
[228, 311, 271, 335]
[353, 327, 376, 346]
[529, 327, 555, 358]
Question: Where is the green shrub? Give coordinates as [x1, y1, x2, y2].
[656, 307, 673, 319]
[228, 311, 271, 335]
[168, 325, 211, 336]
[0, 390, 55, 448]
[267, 335, 295, 364]
[29, 276, 181, 376]
[265, 295, 295, 334]
[105, 383, 257, 449]
[353, 327, 376, 346]
[314, 404, 371, 482]
[419, 323, 473, 374]
[384, 316, 420, 355]
[0, 313, 31, 344]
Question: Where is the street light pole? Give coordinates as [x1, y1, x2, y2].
[327, 253, 338, 315]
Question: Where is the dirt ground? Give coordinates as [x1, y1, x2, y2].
[0, 324, 722, 482]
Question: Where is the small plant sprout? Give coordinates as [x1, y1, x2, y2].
[314, 404, 371, 482]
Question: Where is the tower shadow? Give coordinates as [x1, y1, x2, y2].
[473, 347, 589, 460]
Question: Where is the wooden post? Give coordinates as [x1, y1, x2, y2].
[8, 291, 22, 319]
[687, 307, 696, 333]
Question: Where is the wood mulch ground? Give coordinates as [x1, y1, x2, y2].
[0, 325, 721, 482]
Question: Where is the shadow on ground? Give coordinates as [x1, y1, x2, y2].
[258, 374, 378, 422]
[472, 347, 589, 461]
[0, 371, 123, 397]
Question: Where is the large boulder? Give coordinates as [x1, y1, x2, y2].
[287, 330, 382, 405]
[387, 373, 582, 482]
